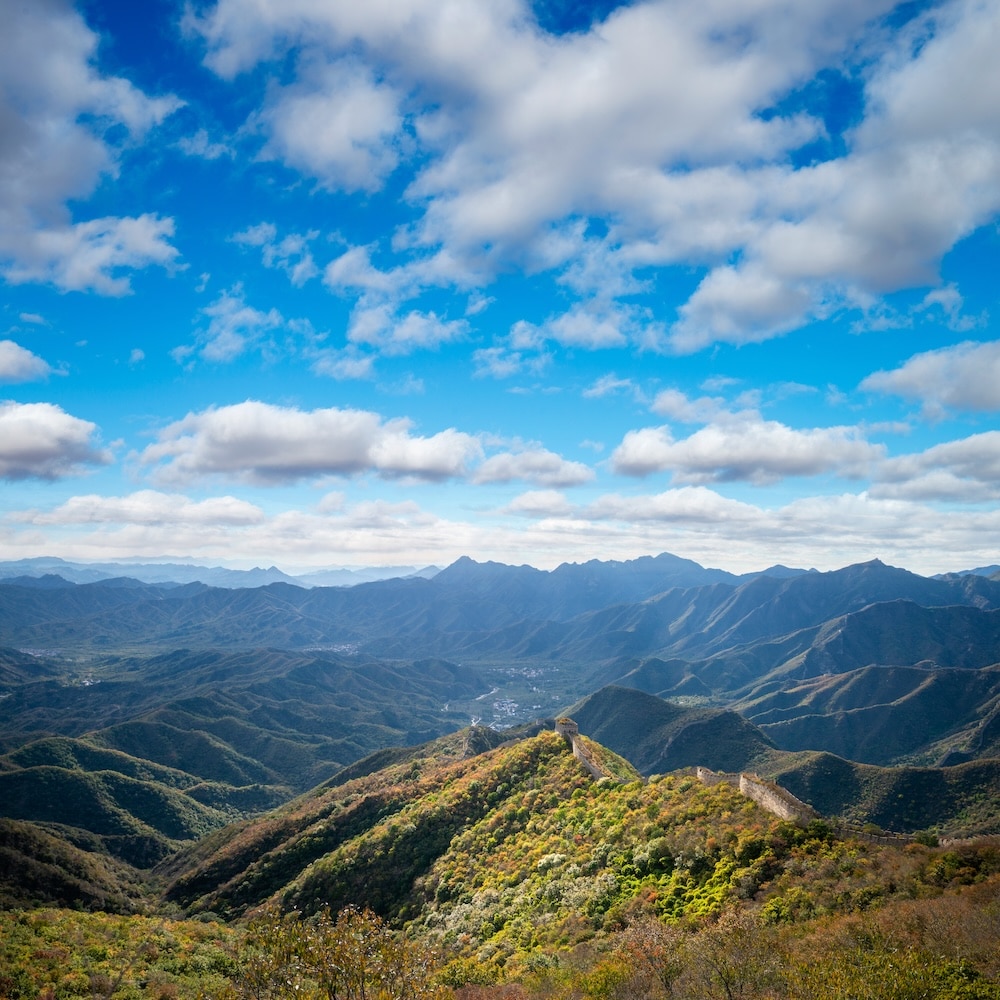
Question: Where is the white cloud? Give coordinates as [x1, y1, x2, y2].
[18, 490, 265, 526]
[475, 302, 655, 377]
[858, 0, 1000, 147]
[186, 1, 888, 290]
[310, 347, 377, 380]
[650, 388, 725, 423]
[0, 341, 52, 383]
[232, 222, 319, 287]
[177, 127, 233, 160]
[861, 339, 1000, 414]
[254, 56, 402, 193]
[610, 427, 679, 478]
[504, 489, 574, 517]
[325, 245, 401, 296]
[612, 418, 882, 484]
[0, 400, 111, 480]
[215, 0, 1000, 352]
[180, 285, 285, 363]
[583, 374, 634, 399]
[538, 304, 629, 350]
[872, 431, 1000, 502]
[472, 346, 532, 380]
[916, 283, 980, 332]
[670, 260, 817, 352]
[137, 400, 482, 485]
[585, 486, 761, 525]
[665, 0, 1000, 349]
[0, 0, 181, 293]
[3, 215, 180, 296]
[348, 307, 467, 355]
[473, 448, 594, 487]
[6, 481, 1000, 576]
[183, 0, 1000, 353]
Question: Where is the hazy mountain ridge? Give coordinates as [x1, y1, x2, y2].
[4, 556, 998, 661]
[0, 558, 438, 589]
[4, 553, 1000, 771]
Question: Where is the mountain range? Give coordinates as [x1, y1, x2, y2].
[1, 550, 999, 912]
[0, 556, 439, 589]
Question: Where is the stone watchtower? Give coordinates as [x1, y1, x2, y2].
[555, 717, 579, 741]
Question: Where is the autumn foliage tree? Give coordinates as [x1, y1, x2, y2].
[231, 905, 450, 1000]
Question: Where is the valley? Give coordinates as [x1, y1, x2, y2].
[1, 552, 999, 998]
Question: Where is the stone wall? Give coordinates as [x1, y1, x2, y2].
[738, 774, 818, 825]
[695, 768, 817, 826]
[556, 718, 609, 780]
[695, 766, 737, 786]
[696, 768, 924, 841]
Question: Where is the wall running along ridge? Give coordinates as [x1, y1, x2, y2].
[556, 718, 609, 781]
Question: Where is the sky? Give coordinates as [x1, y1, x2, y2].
[2, 0, 1000, 577]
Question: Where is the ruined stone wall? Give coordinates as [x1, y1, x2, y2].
[695, 766, 738, 786]
[696, 767, 816, 826]
[738, 774, 818, 825]
[697, 765, 926, 842]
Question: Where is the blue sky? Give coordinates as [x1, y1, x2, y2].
[2, 0, 1000, 575]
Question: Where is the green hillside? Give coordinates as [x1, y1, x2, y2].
[2, 724, 1000, 1000]
[772, 752, 1000, 836]
[565, 685, 778, 774]
[0, 819, 146, 911]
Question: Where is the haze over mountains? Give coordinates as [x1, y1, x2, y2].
[0, 557, 440, 589]
[2, 550, 1000, 908]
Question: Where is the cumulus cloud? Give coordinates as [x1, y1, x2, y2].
[650, 388, 725, 423]
[611, 418, 882, 484]
[0, 0, 181, 293]
[310, 347, 377, 381]
[473, 448, 594, 487]
[472, 346, 532, 380]
[585, 486, 761, 525]
[187, 0, 1000, 352]
[137, 400, 483, 485]
[667, 0, 1000, 348]
[0, 401, 111, 480]
[6, 481, 1000, 575]
[861, 339, 1000, 415]
[255, 56, 402, 192]
[472, 322, 553, 379]
[504, 489, 574, 518]
[325, 245, 402, 297]
[872, 431, 1000, 502]
[0, 341, 52, 383]
[3, 215, 180, 296]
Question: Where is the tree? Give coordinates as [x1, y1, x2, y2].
[232, 906, 449, 1000]
[617, 916, 689, 997]
[683, 910, 780, 1000]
